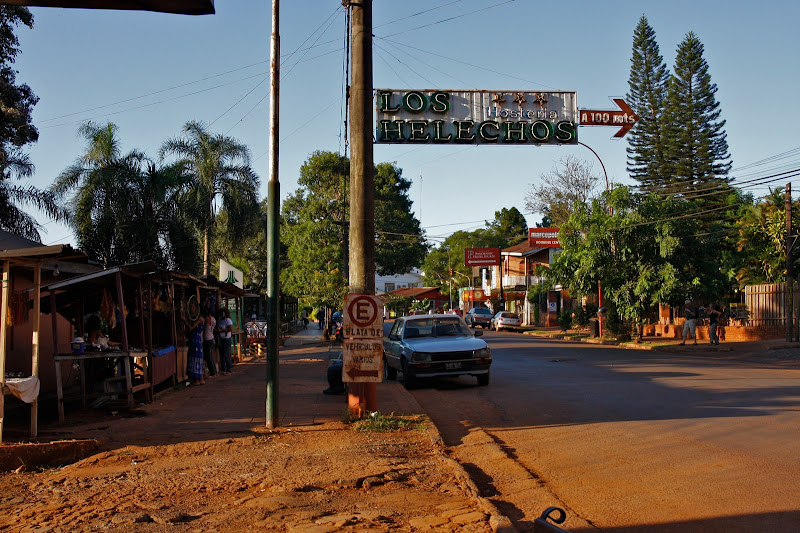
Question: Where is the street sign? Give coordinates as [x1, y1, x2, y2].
[342, 294, 384, 383]
[528, 228, 561, 248]
[579, 98, 639, 138]
[464, 247, 501, 267]
[343, 294, 384, 339]
[341, 339, 383, 382]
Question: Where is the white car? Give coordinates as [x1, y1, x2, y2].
[383, 314, 492, 389]
[491, 311, 521, 332]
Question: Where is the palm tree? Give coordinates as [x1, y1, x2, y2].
[0, 148, 66, 241]
[160, 121, 260, 275]
[50, 122, 126, 266]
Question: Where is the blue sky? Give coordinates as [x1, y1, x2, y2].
[14, 0, 800, 248]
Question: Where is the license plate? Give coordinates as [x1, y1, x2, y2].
[445, 362, 462, 370]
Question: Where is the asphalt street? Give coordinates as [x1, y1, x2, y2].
[405, 328, 800, 532]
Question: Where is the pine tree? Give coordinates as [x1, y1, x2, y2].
[625, 15, 670, 193]
[663, 31, 732, 206]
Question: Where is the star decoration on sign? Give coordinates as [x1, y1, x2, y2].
[492, 92, 506, 105]
[513, 92, 526, 108]
[534, 92, 548, 108]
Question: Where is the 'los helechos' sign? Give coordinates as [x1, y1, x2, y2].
[375, 89, 578, 146]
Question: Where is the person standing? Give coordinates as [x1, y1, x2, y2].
[707, 303, 722, 345]
[217, 309, 234, 374]
[185, 315, 205, 385]
[202, 308, 218, 377]
[680, 299, 698, 346]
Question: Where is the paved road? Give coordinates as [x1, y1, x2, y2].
[406, 329, 800, 532]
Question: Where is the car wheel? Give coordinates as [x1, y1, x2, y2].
[401, 358, 417, 389]
[477, 373, 489, 386]
[384, 356, 397, 380]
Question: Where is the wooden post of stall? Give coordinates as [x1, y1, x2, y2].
[115, 271, 134, 411]
[31, 263, 41, 438]
[0, 260, 10, 443]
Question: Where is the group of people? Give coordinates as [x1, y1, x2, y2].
[185, 308, 234, 386]
[680, 300, 724, 346]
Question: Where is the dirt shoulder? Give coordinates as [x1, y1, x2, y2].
[0, 348, 497, 532]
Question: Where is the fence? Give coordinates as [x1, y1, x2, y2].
[744, 282, 799, 327]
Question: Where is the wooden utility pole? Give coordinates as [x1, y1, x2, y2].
[787, 183, 793, 342]
[347, 0, 377, 417]
[265, 0, 281, 428]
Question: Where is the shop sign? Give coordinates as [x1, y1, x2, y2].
[462, 289, 488, 301]
[529, 228, 561, 248]
[464, 247, 501, 267]
[376, 89, 578, 146]
[219, 259, 243, 289]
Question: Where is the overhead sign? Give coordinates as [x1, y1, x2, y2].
[464, 248, 501, 267]
[528, 228, 561, 248]
[462, 289, 488, 302]
[376, 89, 578, 146]
[579, 98, 639, 138]
[342, 294, 384, 383]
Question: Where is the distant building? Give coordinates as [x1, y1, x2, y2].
[375, 268, 422, 295]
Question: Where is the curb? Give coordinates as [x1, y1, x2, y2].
[393, 385, 519, 533]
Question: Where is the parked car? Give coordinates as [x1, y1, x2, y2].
[465, 307, 493, 328]
[383, 314, 492, 389]
[491, 311, 521, 332]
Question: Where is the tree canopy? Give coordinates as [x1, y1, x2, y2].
[281, 150, 427, 308]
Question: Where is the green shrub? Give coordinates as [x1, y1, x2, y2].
[558, 309, 573, 332]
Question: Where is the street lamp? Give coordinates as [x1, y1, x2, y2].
[578, 142, 611, 337]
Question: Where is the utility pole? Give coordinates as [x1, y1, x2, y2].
[265, 0, 280, 428]
[786, 183, 793, 342]
[347, 0, 376, 417]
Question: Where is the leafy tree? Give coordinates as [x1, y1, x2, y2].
[551, 186, 732, 328]
[281, 150, 427, 308]
[626, 15, 670, 193]
[663, 32, 732, 207]
[0, 7, 66, 240]
[735, 188, 800, 285]
[160, 121, 260, 275]
[484, 207, 528, 248]
[525, 155, 601, 226]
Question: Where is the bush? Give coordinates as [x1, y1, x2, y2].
[558, 309, 573, 332]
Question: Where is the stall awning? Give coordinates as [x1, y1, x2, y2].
[0, 0, 214, 15]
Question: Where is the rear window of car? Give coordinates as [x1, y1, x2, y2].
[501, 313, 518, 318]
[474, 308, 492, 315]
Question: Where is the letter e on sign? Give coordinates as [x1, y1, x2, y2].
[343, 294, 384, 338]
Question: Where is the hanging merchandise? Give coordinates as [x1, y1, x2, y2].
[101, 289, 116, 330]
[12, 292, 30, 326]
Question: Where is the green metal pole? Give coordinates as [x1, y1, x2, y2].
[266, 0, 280, 429]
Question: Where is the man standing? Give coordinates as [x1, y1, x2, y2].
[217, 309, 234, 374]
[707, 304, 721, 345]
[680, 299, 698, 346]
[202, 308, 218, 376]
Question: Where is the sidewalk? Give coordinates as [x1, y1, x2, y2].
[522, 326, 800, 359]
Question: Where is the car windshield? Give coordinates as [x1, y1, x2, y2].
[402, 318, 471, 339]
[473, 308, 492, 315]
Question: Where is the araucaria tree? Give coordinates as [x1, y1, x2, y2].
[160, 121, 260, 276]
[0, 7, 65, 240]
[626, 15, 670, 193]
[663, 31, 732, 206]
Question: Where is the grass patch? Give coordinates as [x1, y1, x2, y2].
[344, 411, 426, 432]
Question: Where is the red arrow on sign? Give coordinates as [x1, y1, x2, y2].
[579, 98, 639, 138]
[346, 368, 380, 380]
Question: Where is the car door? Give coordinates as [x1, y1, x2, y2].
[383, 319, 404, 370]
